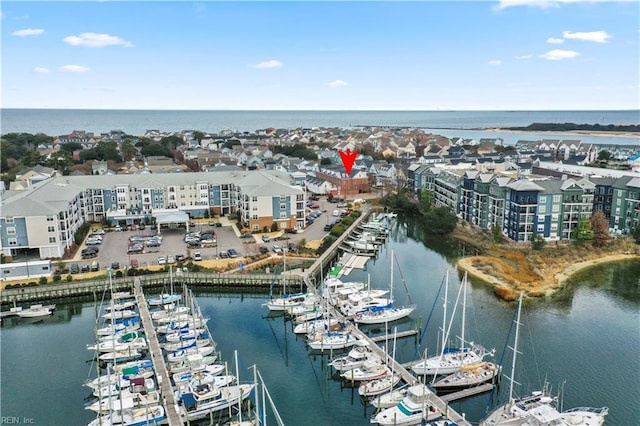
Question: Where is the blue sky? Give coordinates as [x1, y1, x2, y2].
[2, 1, 638, 110]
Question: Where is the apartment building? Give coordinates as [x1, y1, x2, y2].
[0, 170, 304, 260]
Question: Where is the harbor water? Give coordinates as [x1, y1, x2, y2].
[1, 214, 639, 425]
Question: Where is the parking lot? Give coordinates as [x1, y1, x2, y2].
[66, 195, 353, 273]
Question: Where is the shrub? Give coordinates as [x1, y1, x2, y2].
[66, 274, 73, 282]
[38, 276, 48, 286]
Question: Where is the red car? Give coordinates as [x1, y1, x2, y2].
[310, 204, 320, 209]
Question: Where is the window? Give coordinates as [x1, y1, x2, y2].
[252, 196, 258, 202]
[537, 225, 544, 232]
[552, 204, 560, 213]
[553, 195, 561, 203]
[47, 226, 55, 232]
[6, 227, 16, 235]
[111, 196, 116, 202]
[5, 217, 14, 223]
[47, 216, 55, 222]
[538, 205, 546, 213]
[8, 238, 17, 245]
[280, 203, 286, 210]
[252, 214, 258, 220]
[537, 215, 545, 222]
[280, 212, 288, 219]
[539, 196, 547, 203]
[252, 225, 259, 231]
[49, 237, 56, 243]
[551, 214, 559, 221]
[551, 223, 558, 231]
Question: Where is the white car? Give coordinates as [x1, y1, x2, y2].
[193, 252, 202, 261]
[167, 255, 175, 264]
[92, 229, 106, 236]
[157, 256, 167, 265]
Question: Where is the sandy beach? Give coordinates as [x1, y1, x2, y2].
[480, 127, 639, 139]
[458, 253, 640, 299]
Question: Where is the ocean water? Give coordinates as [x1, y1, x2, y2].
[1, 109, 638, 146]
[1, 214, 639, 425]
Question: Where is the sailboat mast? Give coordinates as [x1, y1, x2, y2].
[461, 272, 467, 351]
[390, 250, 394, 302]
[509, 293, 524, 402]
[441, 270, 449, 352]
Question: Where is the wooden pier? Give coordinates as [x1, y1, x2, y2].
[369, 329, 418, 343]
[133, 278, 182, 426]
[440, 383, 495, 402]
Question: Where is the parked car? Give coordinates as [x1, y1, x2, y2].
[130, 258, 139, 268]
[111, 262, 120, 270]
[240, 233, 253, 239]
[272, 245, 283, 254]
[127, 243, 144, 254]
[86, 238, 102, 245]
[138, 223, 145, 230]
[310, 204, 320, 209]
[167, 255, 176, 264]
[81, 247, 98, 258]
[324, 223, 334, 231]
[259, 246, 269, 254]
[288, 243, 297, 252]
[262, 235, 270, 242]
[92, 229, 105, 235]
[193, 252, 202, 261]
[90, 261, 100, 272]
[158, 256, 167, 265]
[114, 225, 123, 231]
[284, 228, 298, 234]
[70, 264, 80, 274]
[220, 251, 230, 259]
[81, 264, 90, 273]
[227, 248, 238, 258]
[208, 221, 216, 226]
[175, 254, 186, 262]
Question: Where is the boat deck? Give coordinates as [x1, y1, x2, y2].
[134, 278, 182, 426]
[0, 304, 56, 318]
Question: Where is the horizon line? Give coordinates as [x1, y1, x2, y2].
[2, 107, 638, 112]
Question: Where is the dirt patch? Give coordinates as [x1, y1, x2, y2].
[458, 238, 640, 301]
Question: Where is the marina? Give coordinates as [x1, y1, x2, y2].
[1, 212, 638, 425]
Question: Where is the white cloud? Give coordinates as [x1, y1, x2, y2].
[496, 0, 633, 9]
[495, 0, 559, 10]
[251, 60, 283, 69]
[63, 32, 133, 48]
[326, 80, 349, 88]
[539, 49, 580, 60]
[59, 65, 89, 73]
[562, 30, 612, 43]
[547, 37, 564, 44]
[514, 54, 533, 59]
[11, 28, 44, 37]
[34, 67, 50, 73]
[488, 60, 502, 66]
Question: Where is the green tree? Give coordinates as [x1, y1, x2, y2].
[492, 224, 504, 243]
[423, 206, 457, 234]
[574, 217, 594, 242]
[317, 235, 336, 255]
[597, 150, 612, 161]
[418, 188, 433, 214]
[121, 139, 138, 161]
[531, 234, 546, 250]
[193, 131, 205, 142]
[590, 211, 610, 247]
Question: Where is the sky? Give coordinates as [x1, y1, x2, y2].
[1, 0, 639, 110]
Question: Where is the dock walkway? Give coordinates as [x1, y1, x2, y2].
[134, 278, 182, 426]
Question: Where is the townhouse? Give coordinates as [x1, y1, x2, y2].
[0, 170, 305, 260]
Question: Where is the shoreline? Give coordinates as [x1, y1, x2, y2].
[458, 253, 640, 299]
[477, 127, 639, 139]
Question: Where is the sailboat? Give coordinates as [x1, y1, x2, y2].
[411, 271, 492, 376]
[354, 250, 416, 325]
[148, 266, 181, 306]
[262, 252, 310, 312]
[480, 294, 609, 426]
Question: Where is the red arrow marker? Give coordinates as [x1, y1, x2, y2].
[338, 148, 358, 176]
